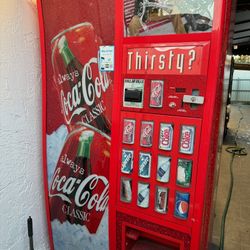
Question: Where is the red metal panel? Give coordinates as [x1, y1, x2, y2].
[38, 0, 115, 249]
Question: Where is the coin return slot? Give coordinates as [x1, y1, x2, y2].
[124, 226, 180, 250]
[182, 90, 204, 108]
[190, 89, 200, 109]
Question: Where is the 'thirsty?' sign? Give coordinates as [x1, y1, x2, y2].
[125, 46, 207, 75]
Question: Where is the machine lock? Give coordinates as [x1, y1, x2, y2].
[183, 95, 204, 105]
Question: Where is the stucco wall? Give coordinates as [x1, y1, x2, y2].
[0, 1, 49, 249]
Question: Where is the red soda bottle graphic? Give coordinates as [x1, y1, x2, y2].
[71, 130, 94, 225]
[57, 35, 111, 134]
[51, 23, 112, 135]
[49, 23, 112, 236]
[49, 128, 110, 233]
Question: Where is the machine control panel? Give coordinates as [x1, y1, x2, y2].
[121, 77, 206, 118]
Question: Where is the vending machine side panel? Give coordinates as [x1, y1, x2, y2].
[38, 1, 115, 249]
[196, 0, 236, 248]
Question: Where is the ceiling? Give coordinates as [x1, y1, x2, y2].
[232, 0, 250, 55]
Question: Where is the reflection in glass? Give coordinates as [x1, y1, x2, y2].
[124, 0, 214, 37]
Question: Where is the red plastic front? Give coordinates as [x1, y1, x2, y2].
[110, 0, 233, 249]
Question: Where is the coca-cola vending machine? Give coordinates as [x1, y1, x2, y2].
[110, 0, 234, 249]
[37, 0, 114, 249]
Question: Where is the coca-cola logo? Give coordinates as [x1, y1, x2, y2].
[151, 84, 162, 99]
[181, 131, 191, 149]
[60, 57, 111, 124]
[142, 125, 152, 138]
[49, 168, 109, 212]
[161, 128, 170, 145]
[124, 123, 134, 135]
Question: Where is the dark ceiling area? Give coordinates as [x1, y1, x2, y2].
[232, 0, 250, 55]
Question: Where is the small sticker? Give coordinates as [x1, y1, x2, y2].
[99, 46, 114, 72]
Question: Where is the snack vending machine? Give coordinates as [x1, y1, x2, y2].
[110, 0, 234, 249]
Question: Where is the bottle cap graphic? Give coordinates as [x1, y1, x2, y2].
[58, 35, 67, 52]
[77, 130, 95, 157]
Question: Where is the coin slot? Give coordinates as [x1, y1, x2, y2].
[175, 87, 186, 93]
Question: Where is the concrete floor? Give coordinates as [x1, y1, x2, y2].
[211, 104, 250, 250]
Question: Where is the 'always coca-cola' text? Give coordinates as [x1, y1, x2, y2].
[60, 57, 111, 125]
[49, 168, 109, 213]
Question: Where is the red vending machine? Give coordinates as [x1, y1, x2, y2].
[110, 0, 234, 249]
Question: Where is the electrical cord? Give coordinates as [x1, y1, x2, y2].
[225, 146, 247, 156]
[219, 146, 247, 250]
[219, 105, 247, 250]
